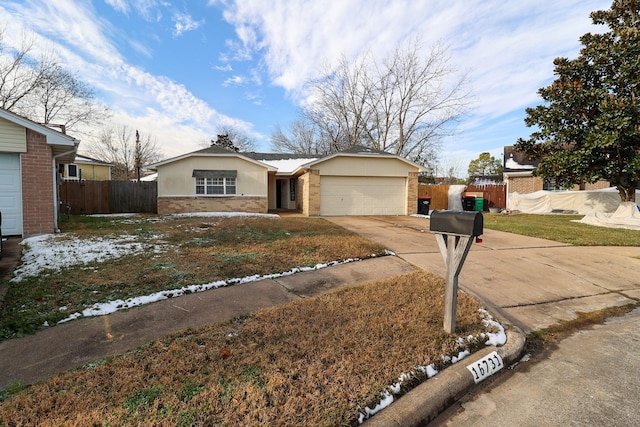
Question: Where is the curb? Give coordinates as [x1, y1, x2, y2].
[363, 325, 526, 427]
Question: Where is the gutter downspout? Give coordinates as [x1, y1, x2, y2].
[504, 174, 511, 211]
[52, 143, 79, 232]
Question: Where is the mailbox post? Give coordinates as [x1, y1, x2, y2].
[429, 210, 483, 334]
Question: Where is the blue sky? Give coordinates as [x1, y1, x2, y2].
[0, 0, 611, 176]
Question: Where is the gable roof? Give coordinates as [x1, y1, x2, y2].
[149, 145, 277, 171]
[150, 145, 427, 174]
[303, 145, 427, 172]
[74, 154, 113, 166]
[503, 145, 538, 173]
[0, 108, 79, 162]
[241, 152, 319, 175]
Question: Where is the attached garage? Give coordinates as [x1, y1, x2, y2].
[299, 147, 425, 217]
[320, 176, 407, 216]
[0, 153, 22, 235]
[0, 108, 79, 237]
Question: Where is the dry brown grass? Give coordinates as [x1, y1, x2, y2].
[0, 271, 492, 426]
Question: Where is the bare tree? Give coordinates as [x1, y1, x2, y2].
[305, 53, 375, 152]
[0, 30, 50, 111]
[28, 65, 103, 132]
[270, 117, 328, 155]
[0, 27, 106, 132]
[371, 41, 469, 161]
[87, 125, 162, 180]
[273, 38, 470, 163]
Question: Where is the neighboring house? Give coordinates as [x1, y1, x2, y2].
[59, 154, 113, 181]
[139, 172, 157, 182]
[150, 145, 425, 216]
[0, 108, 79, 236]
[502, 145, 610, 195]
[503, 145, 616, 213]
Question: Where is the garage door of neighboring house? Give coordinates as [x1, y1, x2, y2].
[0, 153, 23, 236]
[320, 176, 407, 216]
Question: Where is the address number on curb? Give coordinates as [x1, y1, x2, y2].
[466, 351, 503, 384]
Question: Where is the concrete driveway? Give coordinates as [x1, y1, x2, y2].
[327, 216, 640, 333]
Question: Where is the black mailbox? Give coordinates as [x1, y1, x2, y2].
[430, 210, 483, 237]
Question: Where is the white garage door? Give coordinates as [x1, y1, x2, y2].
[320, 176, 406, 216]
[0, 153, 23, 236]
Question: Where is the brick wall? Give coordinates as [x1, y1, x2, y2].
[508, 176, 543, 194]
[296, 174, 307, 214]
[21, 129, 55, 236]
[406, 172, 418, 214]
[571, 180, 611, 191]
[304, 170, 320, 216]
[157, 196, 268, 214]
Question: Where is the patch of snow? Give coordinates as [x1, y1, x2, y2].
[88, 213, 141, 217]
[359, 392, 395, 423]
[505, 158, 535, 170]
[170, 212, 280, 219]
[57, 258, 362, 323]
[480, 309, 507, 346]
[359, 309, 506, 423]
[452, 349, 471, 363]
[411, 213, 431, 218]
[12, 234, 166, 282]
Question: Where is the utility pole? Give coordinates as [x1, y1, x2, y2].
[135, 130, 141, 182]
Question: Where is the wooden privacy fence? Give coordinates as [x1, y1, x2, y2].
[60, 181, 158, 215]
[418, 183, 506, 211]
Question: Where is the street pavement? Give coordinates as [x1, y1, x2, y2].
[431, 307, 640, 426]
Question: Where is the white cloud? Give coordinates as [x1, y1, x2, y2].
[104, 0, 129, 14]
[128, 39, 153, 58]
[223, 75, 246, 86]
[172, 11, 203, 37]
[0, 0, 616, 164]
[214, 63, 232, 71]
[131, 0, 164, 22]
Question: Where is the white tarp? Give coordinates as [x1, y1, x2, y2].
[448, 185, 466, 211]
[576, 202, 640, 230]
[508, 188, 622, 214]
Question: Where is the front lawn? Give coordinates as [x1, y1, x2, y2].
[0, 214, 385, 340]
[483, 213, 640, 246]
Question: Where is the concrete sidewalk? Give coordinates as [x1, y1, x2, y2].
[0, 253, 415, 389]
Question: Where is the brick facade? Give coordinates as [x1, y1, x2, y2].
[571, 180, 611, 191]
[508, 176, 544, 194]
[406, 172, 418, 214]
[296, 170, 320, 216]
[21, 129, 55, 236]
[157, 196, 268, 214]
[509, 176, 611, 194]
